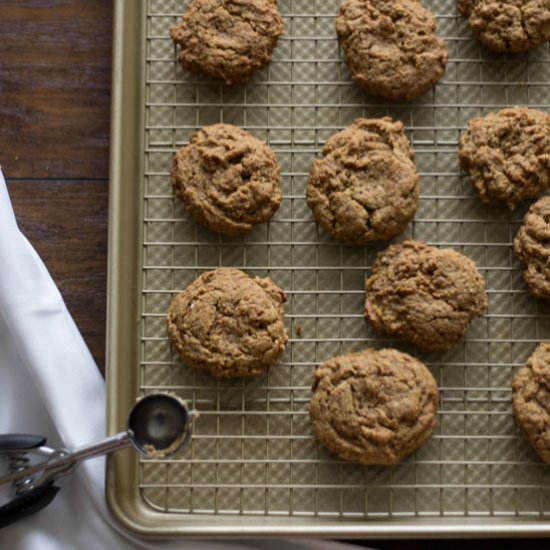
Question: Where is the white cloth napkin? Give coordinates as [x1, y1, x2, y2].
[0, 167, 370, 550]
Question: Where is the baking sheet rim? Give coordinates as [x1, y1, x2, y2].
[105, 0, 550, 537]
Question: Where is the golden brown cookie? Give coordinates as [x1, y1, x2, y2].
[513, 343, 550, 463]
[167, 268, 288, 378]
[459, 108, 550, 209]
[335, 0, 448, 100]
[306, 118, 419, 245]
[514, 196, 550, 303]
[458, 0, 550, 52]
[309, 348, 438, 465]
[171, 124, 282, 236]
[365, 240, 488, 350]
[170, 0, 284, 84]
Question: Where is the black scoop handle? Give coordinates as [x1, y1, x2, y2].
[0, 434, 46, 451]
[0, 482, 60, 529]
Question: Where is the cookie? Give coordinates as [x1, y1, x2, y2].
[167, 268, 288, 377]
[514, 196, 550, 303]
[309, 348, 438, 465]
[171, 124, 282, 236]
[458, 0, 550, 52]
[459, 108, 550, 209]
[335, 0, 448, 100]
[513, 343, 550, 463]
[365, 240, 488, 350]
[306, 118, 419, 245]
[169, 0, 284, 85]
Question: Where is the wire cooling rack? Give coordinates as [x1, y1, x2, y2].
[138, 0, 550, 519]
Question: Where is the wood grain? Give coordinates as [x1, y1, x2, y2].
[8, 180, 108, 373]
[0, 0, 112, 179]
[0, 0, 113, 373]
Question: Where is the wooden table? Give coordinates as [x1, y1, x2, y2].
[2, 1, 548, 548]
[1, 0, 111, 373]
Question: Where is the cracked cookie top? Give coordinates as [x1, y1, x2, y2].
[309, 348, 438, 465]
[513, 342, 550, 463]
[514, 196, 550, 303]
[171, 124, 282, 236]
[365, 240, 488, 350]
[167, 268, 288, 377]
[335, 0, 448, 100]
[459, 108, 550, 209]
[306, 118, 419, 245]
[458, 0, 550, 52]
[169, 0, 284, 84]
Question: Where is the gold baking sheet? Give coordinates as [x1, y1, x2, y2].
[106, 0, 550, 537]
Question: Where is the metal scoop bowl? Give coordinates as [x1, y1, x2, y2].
[127, 393, 193, 458]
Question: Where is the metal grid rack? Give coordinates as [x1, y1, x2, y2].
[139, 0, 550, 519]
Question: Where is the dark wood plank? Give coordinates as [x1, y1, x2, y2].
[0, 0, 112, 179]
[8, 180, 108, 374]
